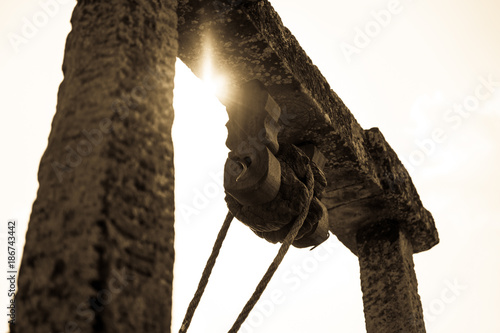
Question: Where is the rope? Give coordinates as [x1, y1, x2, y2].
[228, 165, 314, 332]
[179, 212, 234, 333]
[178, 164, 315, 333]
[225, 143, 327, 247]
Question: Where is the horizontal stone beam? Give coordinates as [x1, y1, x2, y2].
[177, 0, 438, 254]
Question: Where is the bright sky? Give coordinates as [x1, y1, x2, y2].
[1, 1, 500, 332]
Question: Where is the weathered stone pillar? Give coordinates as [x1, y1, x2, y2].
[357, 221, 426, 333]
[15, 1, 178, 332]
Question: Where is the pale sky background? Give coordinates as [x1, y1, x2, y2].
[1, 0, 499, 332]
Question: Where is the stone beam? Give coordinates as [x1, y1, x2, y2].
[177, 0, 438, 254]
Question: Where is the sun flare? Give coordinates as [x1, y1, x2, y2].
[201, 55, 227, 98]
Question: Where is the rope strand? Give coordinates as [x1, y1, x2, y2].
[228, 166, 314, 332]
[179, 163, 315, 333]
[178, 212, 234, 333]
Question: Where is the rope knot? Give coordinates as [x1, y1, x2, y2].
[225, 143, 329, 248]
[179, 82, 332, 333]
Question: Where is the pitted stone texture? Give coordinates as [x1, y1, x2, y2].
[357, 222, 426, 333]
[15, 1, 178, 332]
[178, 0, 374, 191]
[329, 129, 439, 255]
[177, 0, 438, 255]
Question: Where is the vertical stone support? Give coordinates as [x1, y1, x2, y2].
[15, 1, 178, 332]
[356, 221, 426, 333]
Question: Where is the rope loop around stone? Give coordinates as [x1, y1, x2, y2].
[225, 143, 327, 247]
[178, 144, 327, 333]
[179, 147, 318, 333]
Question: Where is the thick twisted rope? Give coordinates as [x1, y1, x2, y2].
[228, 165, 314, 332]
[179, 212, 234, 333]
[179, 164, 314, 333]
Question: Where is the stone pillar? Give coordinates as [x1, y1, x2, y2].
[15, 1, 178, 332]
[356, 221, 426, 333]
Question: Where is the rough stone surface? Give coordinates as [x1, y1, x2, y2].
[329, 128, 439, 254]
[15, 1, 178, 332]
[357, 221, 426, 333]
[177, 0, 439, 255]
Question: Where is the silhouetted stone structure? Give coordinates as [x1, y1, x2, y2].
[16, 1, 438, 332]
[178, 1, 438, 332]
